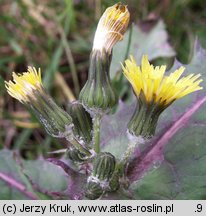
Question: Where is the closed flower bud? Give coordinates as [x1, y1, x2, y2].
[67, 101, 93, 145]
[92, 152, 116, 181]
[85, 181, 103, 200]
[79, 49, 117, 113]
[108, 170, 120, 192]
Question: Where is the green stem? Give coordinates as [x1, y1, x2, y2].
[122, 143, 136, 164]
[93, 114, 102, 153]
[121, 137, 145, 166]
[65, 133, 91, 156]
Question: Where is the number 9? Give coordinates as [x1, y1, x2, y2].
[197, 204, 202, 212]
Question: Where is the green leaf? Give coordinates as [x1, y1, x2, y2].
[101, 102, 132, 158]
[23, 160, 68, 193]
[102, 41, 206, 199]
[131, 125, 206, 199]
[43, 44, 63, 90]
[110, 20, 176, 79]
[0, 150, 37, 199]
[0, 150, 69, 199]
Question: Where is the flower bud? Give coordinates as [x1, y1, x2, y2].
[79, 49, 117, 113]
[108, 170, 120, 192]
[67, 101, 92, 145]
[92, 152, 116, 181]
[85, 181, 103, 200]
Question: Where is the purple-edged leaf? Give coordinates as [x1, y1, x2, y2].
[0, 149, 38, 199]
[102, 42, 206, 199]
[110, 20, 176, 79]
[23, 158, 87, 199]
[47, 158, 87, 200]
[23, 160, 68, 194]
[0, 149, 77, 199]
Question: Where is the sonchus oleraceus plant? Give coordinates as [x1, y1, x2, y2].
[5, 3, 203, 200]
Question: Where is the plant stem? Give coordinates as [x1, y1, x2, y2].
[122, 143, 136, 164]
[65, 133, 91, 156]
[122, 136, 145, 165]
[93, 114, 102, 153]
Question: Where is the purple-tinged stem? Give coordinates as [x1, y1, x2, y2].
[47, 158, 86, 200]
[47, 158, 78, 176]
[0, 172, 38, 200]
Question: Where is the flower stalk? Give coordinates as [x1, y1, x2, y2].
[93, 113, 102, 153]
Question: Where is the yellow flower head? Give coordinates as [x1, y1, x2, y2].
[5, 67, 43, 104]
[122, 55, 203, 106]
[93, 3, 130, 53]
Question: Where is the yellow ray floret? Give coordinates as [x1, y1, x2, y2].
[93, 3, 130, 53]
[5, 67, 43, 104]
[122, 55, 203, 106]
